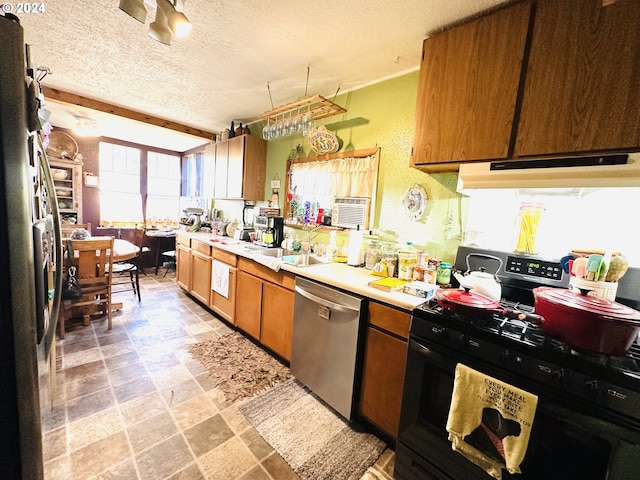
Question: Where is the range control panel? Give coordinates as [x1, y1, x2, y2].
[505, 256, 563, 281]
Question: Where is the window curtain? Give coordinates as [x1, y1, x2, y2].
[289, 154, 377, 198]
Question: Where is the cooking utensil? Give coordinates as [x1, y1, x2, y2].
[436, 288, 544, 324]
[571, 256, 588, 278]
[560, 255, 574, 274]
[585, 254, 605, 281]
[533, 287, 640, 356]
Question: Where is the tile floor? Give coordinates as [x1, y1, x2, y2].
[42, 269, 395, 479]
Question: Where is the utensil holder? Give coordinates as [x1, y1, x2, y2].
[569, 277, 618, 301]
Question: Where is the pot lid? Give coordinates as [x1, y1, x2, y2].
[533, 287, 640, 322]
[436, 287, 499, 309]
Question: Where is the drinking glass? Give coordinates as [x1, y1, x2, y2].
[302, 104, 314, 136]
[291, 107, 302, 135]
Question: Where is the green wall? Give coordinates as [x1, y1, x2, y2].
[262, 71, 466, 263]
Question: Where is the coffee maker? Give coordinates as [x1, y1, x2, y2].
[254, 216, 284, 248]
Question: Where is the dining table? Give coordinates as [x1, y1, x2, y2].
[144, 229, 177, 274]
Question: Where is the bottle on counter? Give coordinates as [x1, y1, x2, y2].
[292, 235, 302, 252]
[327, 230, 338, 261]
[436, 261, 453, 286]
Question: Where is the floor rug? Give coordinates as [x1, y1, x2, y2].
[239, 378, 386, 480]
[187, 332, 291, 402]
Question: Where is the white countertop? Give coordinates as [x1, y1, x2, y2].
[179, 231, 428, 312]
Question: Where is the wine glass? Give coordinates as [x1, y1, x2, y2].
[291, 107, 302, 135]
[283, 110, 292, 137]
[262, 117, 272, 140]
[302, 104, 314, 136]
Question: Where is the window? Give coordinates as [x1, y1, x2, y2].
[147, 151, 181, 225]
[99, 142, 143, 226]
[98, 142, 182, 226]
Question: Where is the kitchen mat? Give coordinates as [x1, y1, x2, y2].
[187, 332, 291, 402]
[239, 379, 386, 480]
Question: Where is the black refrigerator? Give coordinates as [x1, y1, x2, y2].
[1, 13, 63, 480]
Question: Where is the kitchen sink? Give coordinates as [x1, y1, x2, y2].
[282, 253, 329, 267]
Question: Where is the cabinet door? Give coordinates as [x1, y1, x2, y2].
[410, 1, 531, 169]
[210, 266, 236, 325]
[50, 159, 83, 223]
[214, 141, 228, 198]
[190, 250, 212, 304]
[239, 135, 267, 201]
[226, 136, 245, 199]
[515, 0, 640, 156]
[235, 270, 262, 340]
[359, 327, 408, 438]
[176, 244, 191, 290]
[261, 282, 294, 361]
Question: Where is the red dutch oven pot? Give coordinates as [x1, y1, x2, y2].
[532, 287, 640, 356]
[435, 287, 544, 324]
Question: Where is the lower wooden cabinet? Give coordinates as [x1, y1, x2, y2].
[176, 244, 191, 291]
[191, 242, 212, 304]
[235, 270, 262, 339]
[236, 257, 295, 361]
[359, 301, 411, 439]
[209, 248, 237, 324]
[261, 282, 294, 361]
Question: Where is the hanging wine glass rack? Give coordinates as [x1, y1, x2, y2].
[260, 94, 346, 123]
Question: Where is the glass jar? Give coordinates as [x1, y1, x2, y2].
[381, 243, 398, 278]
[398, 242, 418, 280]
[514, 202, 545, 254]
[365, 240, 382, 270]
[436, 261, 452, 285]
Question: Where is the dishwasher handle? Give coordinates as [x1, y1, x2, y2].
[295, 285, 360, 313]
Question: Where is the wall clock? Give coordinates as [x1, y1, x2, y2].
[403, 183, 427, 221]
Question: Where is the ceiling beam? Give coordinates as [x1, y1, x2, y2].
[41, 87, 216, 140]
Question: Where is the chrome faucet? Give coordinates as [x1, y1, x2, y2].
[304, 225, 324, 253]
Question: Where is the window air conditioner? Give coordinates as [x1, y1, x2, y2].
[331, 197, 370, 230]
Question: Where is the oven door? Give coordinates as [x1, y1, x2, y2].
[396, 338, 640, 480]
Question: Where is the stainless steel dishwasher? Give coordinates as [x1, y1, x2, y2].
[291, 277, 364, 420]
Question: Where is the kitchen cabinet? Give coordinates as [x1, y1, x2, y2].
[359, 301, 411, 439]
[206, 134, 267, 200]
[410, 0, 532, 171]
[175, 234, 191, 291]
[236, 257, 295, 361]
[49, 158, 83, 224]
[190, 240, 212, 304]
[515, 0, 640, 156]
[209, 248, 237, 324]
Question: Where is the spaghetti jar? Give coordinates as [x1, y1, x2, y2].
[514, 202, 545, 255]
[381, 244, 398, 278]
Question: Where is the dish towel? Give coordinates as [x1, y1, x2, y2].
[446, 363, 538, 479]
[251, 254, 283, 272]
[211, 260, 229, 298]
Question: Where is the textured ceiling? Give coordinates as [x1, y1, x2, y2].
[16, 0, 508, 151]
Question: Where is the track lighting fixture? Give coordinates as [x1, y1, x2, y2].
[118, 0, 147, 23]
[156, 0, 192, 40]
[120, 0, 192, 45]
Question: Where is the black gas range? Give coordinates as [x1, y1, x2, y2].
[395, 247, 640, 480]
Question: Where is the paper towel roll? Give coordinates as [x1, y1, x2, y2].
[347, 230, 364, 266]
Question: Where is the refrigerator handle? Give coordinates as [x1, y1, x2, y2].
[38, 136, 63, 356]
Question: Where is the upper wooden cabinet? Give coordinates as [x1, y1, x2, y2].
[515, 0, 640, 157]
[50, 158, 83, 224]
[410, 1, 532, 171]
[206, 134, 267, 200]
[411, 0, 640, 172]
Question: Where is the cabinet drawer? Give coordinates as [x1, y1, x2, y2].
[192, 240, 211, 256]
[176, 234, 191, 247]
[212, 247, 237, 267]
[368, 301, 411, 340]
[237, 257, 295, 290]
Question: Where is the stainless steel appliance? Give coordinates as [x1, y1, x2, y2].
[253, 215, 283, 247]
[396, 246, 640, 480]
[291, 277, 364, 420]
[1, 14, 63, 479]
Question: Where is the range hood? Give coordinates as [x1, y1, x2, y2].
[457, 153, 640, 193]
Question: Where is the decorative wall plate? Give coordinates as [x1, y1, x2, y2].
[308, 126, 339, 155]
[403, 183, 427, 221]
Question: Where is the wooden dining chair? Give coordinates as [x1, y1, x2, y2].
[60, 236, 114, 339]
[111, 227, 148, 301]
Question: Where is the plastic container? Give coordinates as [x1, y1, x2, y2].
[381, 244, 398, 278]
[398, 242, 418, 280]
